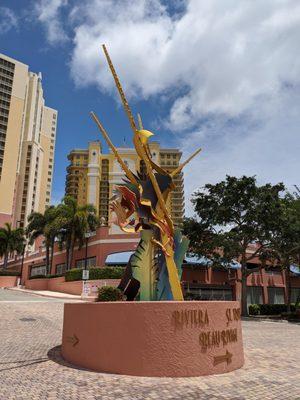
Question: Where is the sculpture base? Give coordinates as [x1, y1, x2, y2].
[61, 301, 244, 377]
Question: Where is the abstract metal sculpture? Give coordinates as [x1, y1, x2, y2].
[91, 45, 201, 301]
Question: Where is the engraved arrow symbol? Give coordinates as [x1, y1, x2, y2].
[213, 350, 232, 366]
[66, 334, 79, 347]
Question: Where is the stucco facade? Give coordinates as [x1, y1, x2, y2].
[0, 53, 57, 228]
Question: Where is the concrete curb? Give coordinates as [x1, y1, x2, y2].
[242, 316, 300, 325]
[6, 287, 85, 301]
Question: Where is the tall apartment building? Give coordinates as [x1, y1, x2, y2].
[0, 53, 57, 228]
[65, 141, 184, 228]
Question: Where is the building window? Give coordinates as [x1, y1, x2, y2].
[184, 286, 232, 301]
[75, 257, 97, 269]
[56, 263, 66, 275]
[247, 286, 263, 306]
[268, 287, 285, 304]
[30, 265, 47, 277]
[291, 288, 300, 303]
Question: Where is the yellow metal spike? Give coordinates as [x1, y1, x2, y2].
[170, 148, 202, 177]
[102, 44, 137, 133]
[137, 113, 143, 130]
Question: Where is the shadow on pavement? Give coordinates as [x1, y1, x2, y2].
[47, 345, 96, 373]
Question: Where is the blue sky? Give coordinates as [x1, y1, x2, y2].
[1, 0, 300, 213]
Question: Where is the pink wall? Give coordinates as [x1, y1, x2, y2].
[0, 276, 18, 287]
[24, 276, 120, 295]
[62, 301, 244, 377]
[25, 278, 48, 290]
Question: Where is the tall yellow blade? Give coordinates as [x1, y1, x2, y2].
[171, 148, 202, 177]
[102, 44, 137, 133]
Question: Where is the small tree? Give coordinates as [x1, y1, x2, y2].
[190, 176, 285, 316]
[0, 223, 25, 269]
[57, 196, 99, 270]
[26, 206, 61, 274]
[263, 194, 300, 312]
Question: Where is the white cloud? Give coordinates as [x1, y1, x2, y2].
[37, 0, 300, 214]
[35, 0, 68, 45]
[68, 0, 300, 126]
[0, 7, 18, 34]
[181, 88, 300, 214]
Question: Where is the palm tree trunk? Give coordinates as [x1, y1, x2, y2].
[65, 245, 70, 270]
[45, 244, 50, 275]
[3, 251, 8, 269]
[240, 252, 248, 317]
[66, 235, 75, 270]
[50, 238, 55, 275]
[69, 238, 75, 270]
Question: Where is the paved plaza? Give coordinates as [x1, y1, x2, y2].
[0, 289, 299, 400]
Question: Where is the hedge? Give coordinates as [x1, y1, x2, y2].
[29, 274, 47, 280]
[65, 267, 124, 282]
[249, 304, 296, 315]
[97, 286, 123, 302]
[29, 273, 63, 280]
[47, 274, 63, 279]
[0, 270, 21, 276]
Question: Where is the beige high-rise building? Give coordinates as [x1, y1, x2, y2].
[0, 53, 57, 228]
[65, 141, 184, 228]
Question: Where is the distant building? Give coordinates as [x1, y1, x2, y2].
[65, 141, 185, 228]
[0, 53, 57, 228]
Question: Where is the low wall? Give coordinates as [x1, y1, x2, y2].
[25, 277, 120, 295]
[25, 278, 49, 290]
[0, 276, 18, 288]
[49, 278, 120, 295]
[62, 301, 244, 377]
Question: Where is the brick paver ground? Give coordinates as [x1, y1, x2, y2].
[0, 290, 299, 399]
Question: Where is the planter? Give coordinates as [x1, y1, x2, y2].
[62, 301, 244, 377]
[0, 276, 18, 288]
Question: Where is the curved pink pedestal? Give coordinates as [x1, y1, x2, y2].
[62, 301, 244, 377]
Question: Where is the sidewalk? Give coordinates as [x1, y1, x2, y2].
[7, 286, 87, 301]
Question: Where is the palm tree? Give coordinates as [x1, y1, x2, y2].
[26, 206, 61, 275]
[0, 223, 25, 269]
[57, 196, 99, 270]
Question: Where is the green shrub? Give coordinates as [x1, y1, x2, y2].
[28, 273, 63, 280]
[29, 274, 47, 280]
[97, 286, 123, 302]
[46, 273, 63, 279]
[0, 270, 21, 276]
[249, 304, 260, 315]
[65, 267, 124, 282]
[249, 304, 296, 315]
